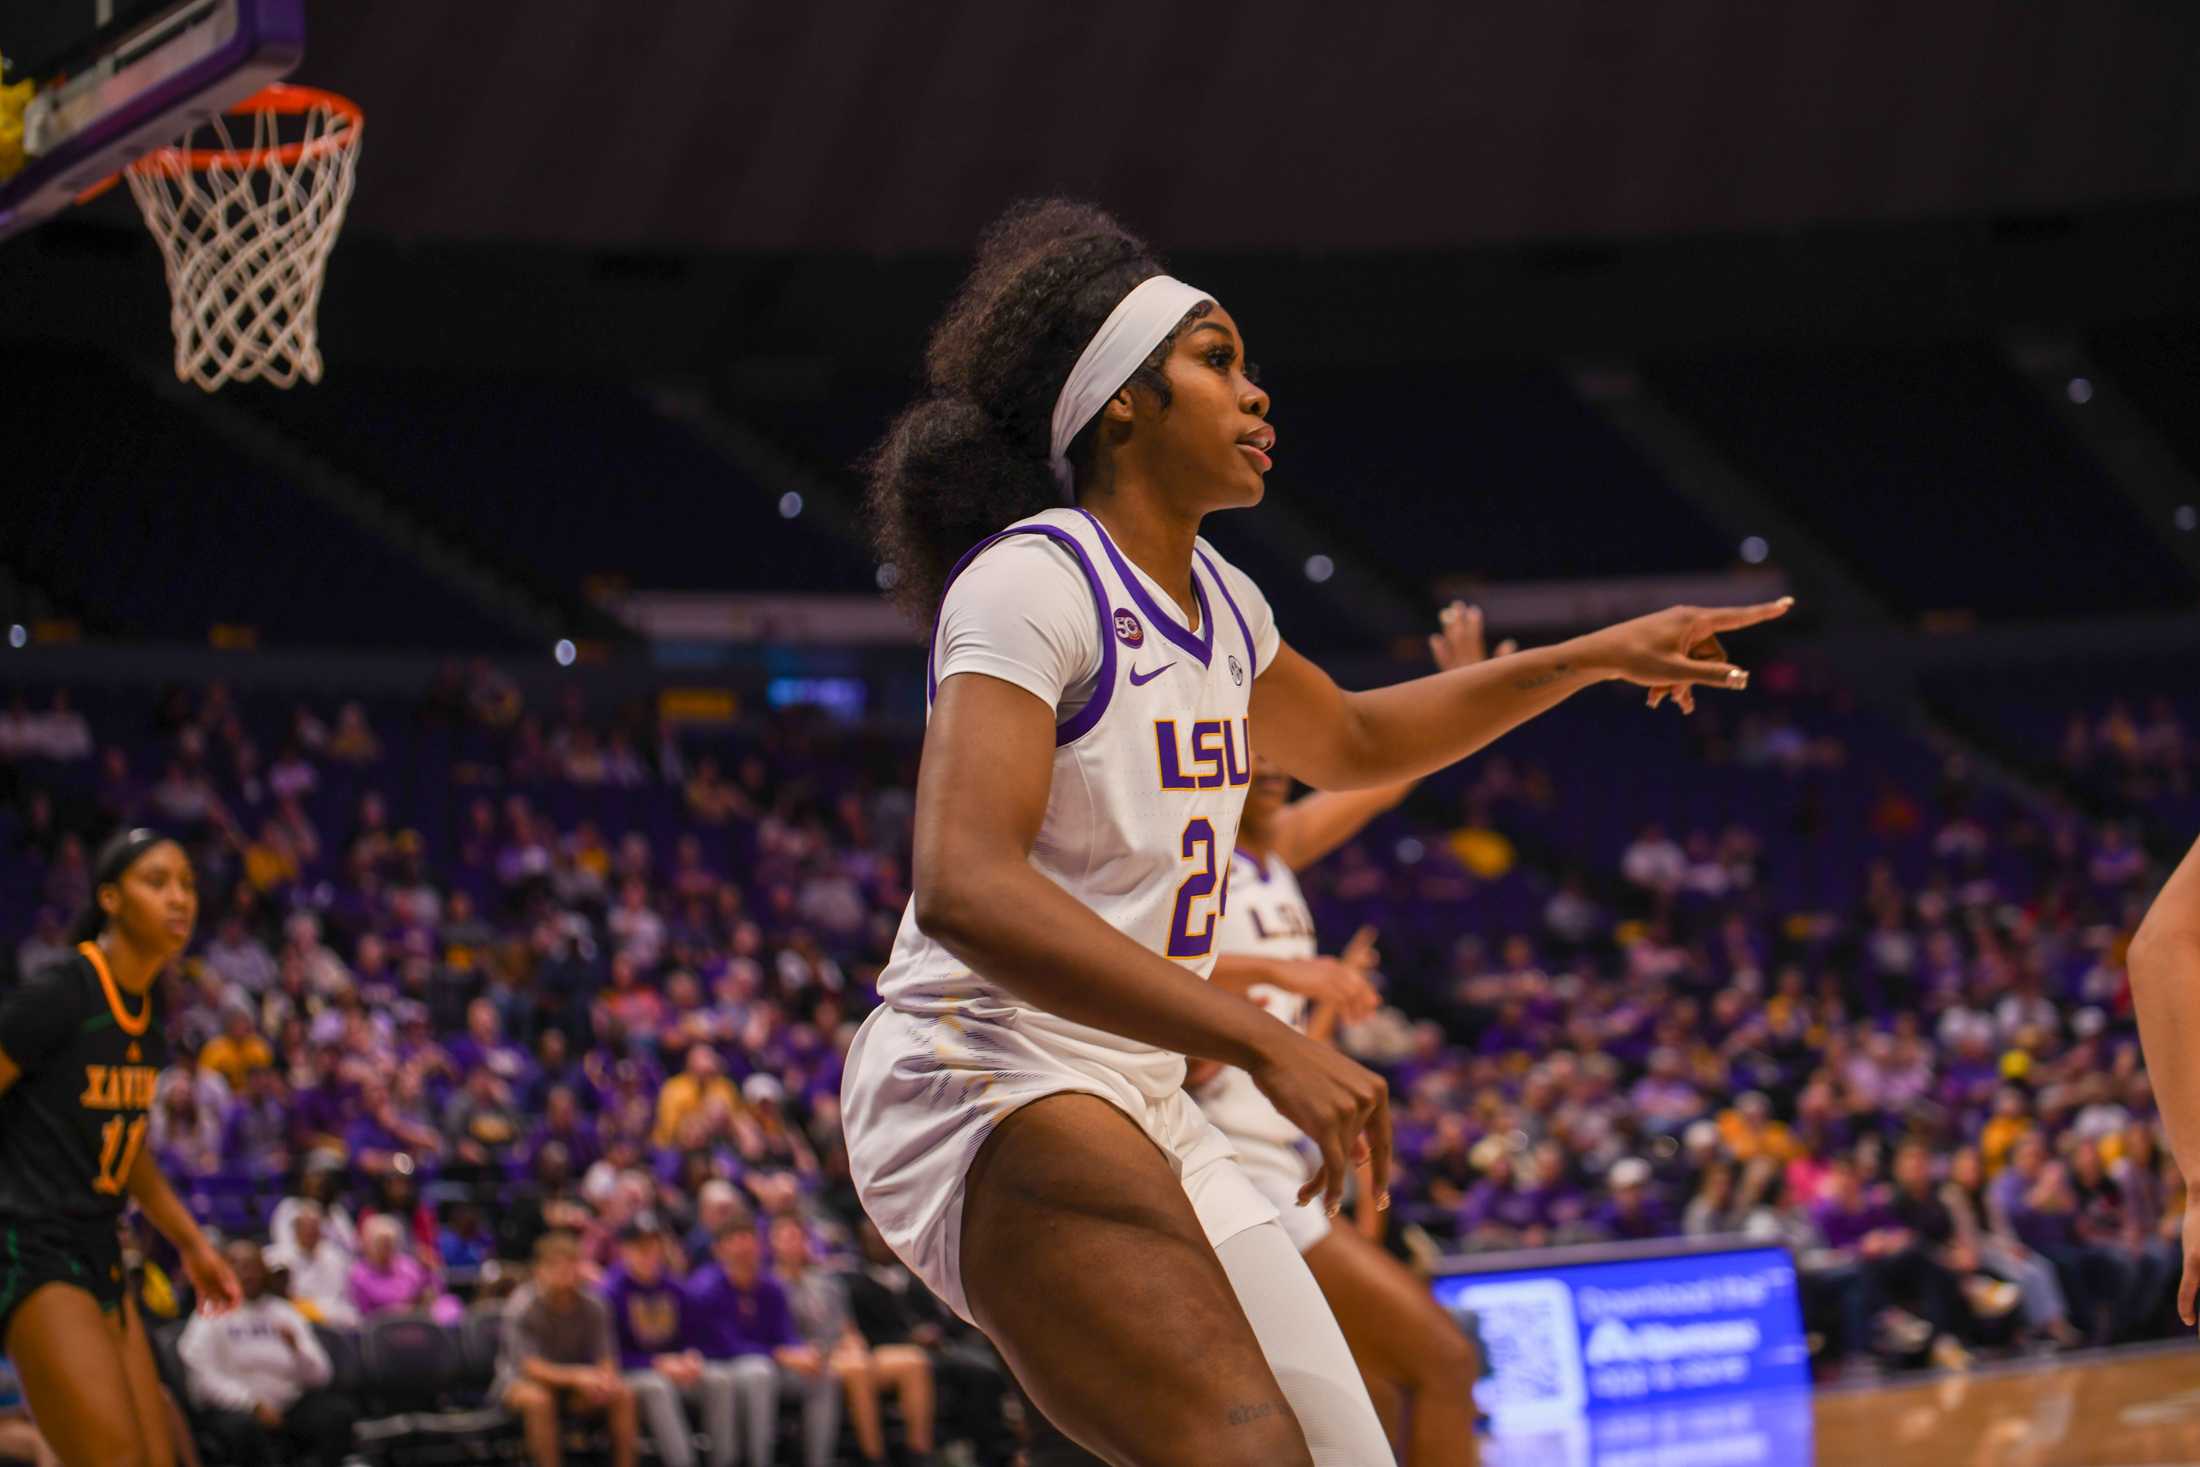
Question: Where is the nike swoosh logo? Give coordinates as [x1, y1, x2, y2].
[1128, 662, 1175, 686]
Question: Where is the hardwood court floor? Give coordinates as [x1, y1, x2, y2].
[1815, 1344, 2200, 1466]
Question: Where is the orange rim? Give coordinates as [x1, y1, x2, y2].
[127, 82, 362, 176]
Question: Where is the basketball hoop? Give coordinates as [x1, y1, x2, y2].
[122, 83, 361, 391]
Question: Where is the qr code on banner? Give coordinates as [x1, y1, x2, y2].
[1456, 1277, 1585, 1424]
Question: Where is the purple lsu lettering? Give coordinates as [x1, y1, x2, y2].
[1153, 718, 1253, 791]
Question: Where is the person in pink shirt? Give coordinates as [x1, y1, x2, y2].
[349, 1214, 460, 1323]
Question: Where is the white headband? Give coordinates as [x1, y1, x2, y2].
[1047, 275, 1214, 493]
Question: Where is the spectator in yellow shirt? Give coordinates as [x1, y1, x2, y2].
[1978, 1086, 2035, 1174]
[652, 1045, 737, 1148]
[201, 1003, 275, 1091]
[1715, 1091, 1798, 1164]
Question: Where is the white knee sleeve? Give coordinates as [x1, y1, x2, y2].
[1216, 1221, 1395, 1466]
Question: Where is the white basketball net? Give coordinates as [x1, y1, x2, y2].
[125, 97, 361, 391]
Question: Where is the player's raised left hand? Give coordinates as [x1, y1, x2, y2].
[185, 1237, 242, 1314]
[1429, 600, 1516, 672]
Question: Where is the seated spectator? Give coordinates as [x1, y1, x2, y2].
[1995, 1134, 2125, 1346]
[684, 1180, 753, 1267]
[267, 1200, 360, 1329]
[607, 879, 667, 969]
[773, 1215, 935, 1466]
[524, 1028, 591, 1113]
[1977, 1086, 2035, 1174]
[844, 1217, 1006, 1454]
[525, 1086, 602, 1176]
[655, 1046, 737, 1149]
[496, 1232, 640, 1467]
[177, 1240, 356, 1467]
[438, 1204, 498, 1280]
[221, 1065, 292, 1178]
[1942, 1146, 2081, 1349]
[2069, 1136, 2154, 1342]
[598, 956, 667, 1043]
[344, 1075, 445, 1174]
[273, 1160, 359, 1258]
[200, 1003, 274, 1092]
[1884, 1142, 1990, 1365]
[1716, 1091, 1796, 1165]
[328, 701, 382, 764]
[734, 1075, 821, 1181]
[1627, 1049, 1703, 1132]
[1620, 823, 1686, 896]
[684, 757, 750, 826]
[151, 1064, 224, 1177]
[444, 1068, 524, 1173]
[605, 1221, 771, 1467]
[686, 1223, 838, 1467]
[1595, 1158, 1672, 1241]
[349, 1214, 445, 1321]
[448, 998, 532, 1087]
[1682, 1161, 1736, 1237]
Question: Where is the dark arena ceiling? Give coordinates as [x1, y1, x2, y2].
[307, 0, 2200, 252]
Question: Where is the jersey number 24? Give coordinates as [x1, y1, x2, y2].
[1167, 818, 1227, 960]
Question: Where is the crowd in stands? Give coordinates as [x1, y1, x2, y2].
[0, 659, 2185, 1459]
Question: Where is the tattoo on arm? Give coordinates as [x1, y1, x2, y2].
[1226, 1402, 1280, 1426]
[1511, 661, 1574, 692]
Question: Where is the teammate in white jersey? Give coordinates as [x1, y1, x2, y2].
[843, 198, 1790, 1467]
[1194, 603, 1504, 1467]
[1196, 602, 1504, 1460]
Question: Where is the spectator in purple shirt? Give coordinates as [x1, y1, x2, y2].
[1595, 1158, 1673, 1241]
[2013, 1159, 2135, 1344]
[524, 1086, 602, 1175]
[684, 1224, 838, 1467]
[221, 1065, 293, 1177]
[349, 1215, 456, 1323]
[602, 1223, 765, 1467]
[447, 998, 533, 1089]
[1811, 1160, 1898, 1253]
[290, 1048, 357, 1155]
[342, 1075, 443, 1174]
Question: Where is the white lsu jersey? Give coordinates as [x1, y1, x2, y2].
[874, 506, 1278, 1104]
[1194, 848, 1319, 1148]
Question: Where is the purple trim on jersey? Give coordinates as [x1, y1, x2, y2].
[1233, 847, 1273, 883]
[1196, 548, 1259, 672]
[1076, 509, 1215, 666]
[927, 525, 1118, 747]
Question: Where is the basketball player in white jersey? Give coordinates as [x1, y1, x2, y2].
[1193, 602, 1502, 1467]
[843, 198, 1790, 1467]
[2129, 833, 2200, 1329]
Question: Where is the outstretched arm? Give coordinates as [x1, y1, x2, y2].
[1269, 601, 1512, 870]
[2129, 833, 2200, 1326]
[1249, 600, 1791, 792]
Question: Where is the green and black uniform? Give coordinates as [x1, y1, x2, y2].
[0, 942, 166, 1340]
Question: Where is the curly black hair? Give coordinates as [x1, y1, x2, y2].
[863, 198, 1210, 620]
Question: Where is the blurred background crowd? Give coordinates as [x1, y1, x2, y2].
[0, 646, 2188, 1459]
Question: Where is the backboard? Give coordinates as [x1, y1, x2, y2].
[0, 0, 302, 240]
